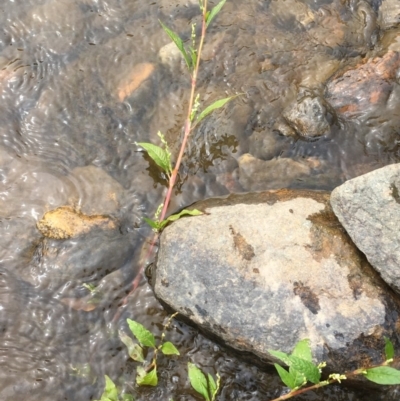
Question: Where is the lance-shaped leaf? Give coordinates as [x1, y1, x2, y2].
[190, 47, 198, 74]
[196, 96, 236, 124]
[188, 363, 210, 401]
[159, 21, 191, 70]
[288, 356, 321, 384]
[143, 217, 160, 230]
[274, 364, 297, 390]
[100, 376, 118, 401]
[207, 374, 217, 399]
[158, 209, 203, 230]
[206, 0, 227, 28]
[119, 330, 144, 362]
[269, 349, 320, 384]
[289, 365, 306, 388]
[137, 142, 171, 175]
[165, 209, 203, 223]
[364, 366, 400, 385]
[210, 373, 220, 401]
[160, 341, 180, 356]
[384, 337, 394, 361]
[136, 366, 158, 386]
[127, 319, 155, 348]
[269, 349, 292, 366]
[291, 339, 312, 362]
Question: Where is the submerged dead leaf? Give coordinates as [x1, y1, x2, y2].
[117, 62, 154, 101]
[37, 206, 116, 239]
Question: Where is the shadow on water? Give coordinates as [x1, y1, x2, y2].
[1, 0, 400, 399]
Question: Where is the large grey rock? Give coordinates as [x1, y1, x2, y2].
[331, 163, 400, 295]
[154, 190, 400, 374]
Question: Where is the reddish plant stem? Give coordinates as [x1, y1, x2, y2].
[114, 1, 209, 316]
[268, 365, 383, 401]
[159, 0, 208, 223]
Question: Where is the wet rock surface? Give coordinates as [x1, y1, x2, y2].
[379, 0, 400, 30]
[154, 189, 400, 375]
[326, 51, 400, 119]
[331, 163, 400, 296]
[282, 95, 332, 139]
[2, 0, 400, 400]
[237, 153, 316, 191]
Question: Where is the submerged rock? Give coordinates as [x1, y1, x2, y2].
[326, 51, 400, 119]
[154, 190, 400, 374]
[23, 222, 135, 295]
[282, 95, 332, 139]
[331, 163, 400, 296]
[379, 0, 400, 30]
[237, 153, 318, 191]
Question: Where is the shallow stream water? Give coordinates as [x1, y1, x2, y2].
[1, 0, 400, 400]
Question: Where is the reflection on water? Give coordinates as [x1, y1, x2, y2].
[1, 0, 400, 399]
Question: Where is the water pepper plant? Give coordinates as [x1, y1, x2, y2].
[137, 0, 235, 235]
[119, 313, 180, 387]
[95, 0, 400, 399]
[267, 337, 400, 400]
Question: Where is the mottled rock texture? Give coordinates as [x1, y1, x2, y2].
[154, 190, 400, 374]
[326, 51, 400, 119]
[282, 96, 331, 138]
[379, 0, 400, 30]
[331, 163, 400, 295]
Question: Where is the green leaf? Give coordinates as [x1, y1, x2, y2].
[165, 209, 203, 223]
[143, 217, 160, 230]
[127, 319, 156, 348]
[269, 349, 292, 366]
[211, 373, 220, 401]
[206, 0, 227, 28]
[119, 330, 144, 362]
[100, 376, 118, 401]
[190, 47, 198, 72]
[188, 362, 210, 401]
[291, 339, 312, 362]
[207, 374, 217, 400]
[384, 337, 395, 361]
[364, 366, 400, 385]
[274, 364, 296, 390]
[136, 367, 158, 386]
[160, 341, 180, 356]
[269, 350, 320, 384]
[288, 356, 321, 384]
[289, 365, 306, 388]
[122, 394, 134, 401]
[159, 20, 191, 70]
[137, 142, 171, 174]
[196, 96, 235, 124]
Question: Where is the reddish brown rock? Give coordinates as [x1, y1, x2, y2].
[326, 51, 400, 119]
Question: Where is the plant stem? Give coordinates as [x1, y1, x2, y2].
[267, 363, 386, 401]
[115, 2, 209, 314]
[159, 0, 208, 223]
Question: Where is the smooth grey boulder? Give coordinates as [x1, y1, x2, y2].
[331, 163, 400, 295]
[154, 190, 400, 374]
